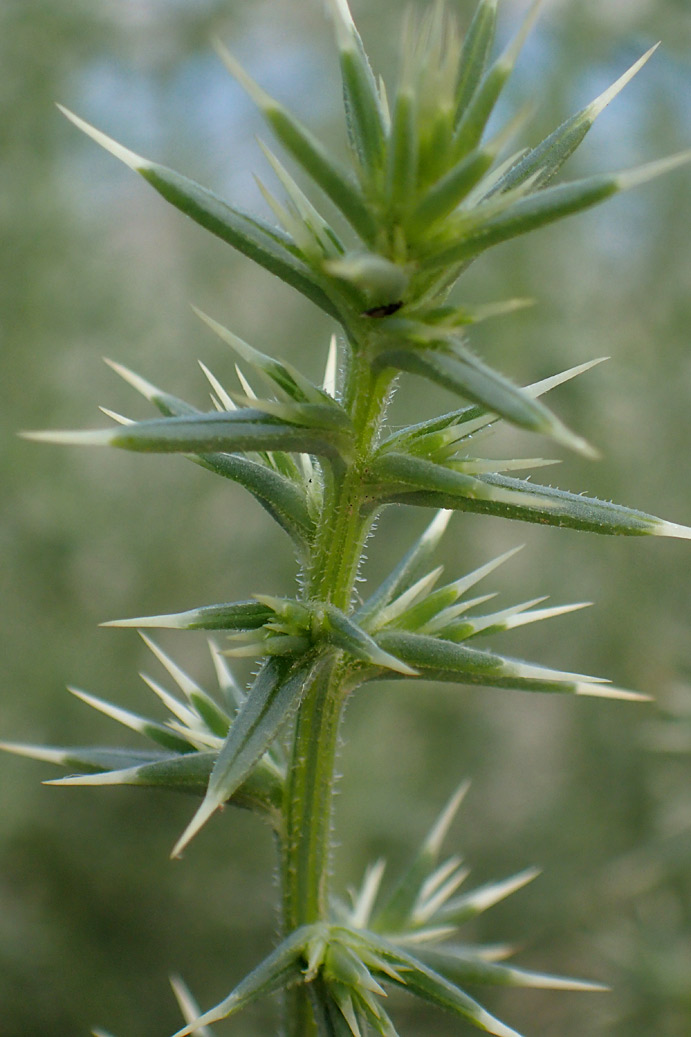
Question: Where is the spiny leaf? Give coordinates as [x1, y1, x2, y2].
[214, 44, 377, 243]
[412, 109, 528, 231]
[68, 687, 195, 753]
[45, 751, 283, 815]
[356, 510, 451, 625]
[170, 975, 215, 1037]
[383, 357, 606, 453]
[104, 361, 312, 542]
[454, 0, 498, 120]
[258, 140, 344, 257]
[414, 946, 607, 991]
[103, 600, 273, 631]
[171, 656, 322, 857]
[0, 742, 168, 774]
[373, 782, 469, 932]
[348, 859, 387, 929]
[322, 605, 417, 675]
[373, 344, 595, 456]
[24, 409, 350, 462]
[439, 599, 591, 642]
[138, 633, 231, 739]
[371, 632, 650, 701]
[367, 452, 559, 510]
[434, 867, 540, 926]
[347, 931, 524, 1037]
[492, 43, 660, 194]
[453, 0, 542, 159]
[378, 468, 691, 541]
[193, 307, 338, 407]
[326, 0, 386, 177]
[170, 926, 315, 1037]
[57, 107, 339, 318]
[425, 152, 691, 269]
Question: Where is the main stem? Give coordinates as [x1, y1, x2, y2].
[280, 344, 392, 1036]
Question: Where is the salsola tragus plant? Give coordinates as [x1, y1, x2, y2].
[6, 0, 690, 1034]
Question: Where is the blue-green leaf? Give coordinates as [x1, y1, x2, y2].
[170, 926, 316, 1037]
[172, 656, 323, 857]
[58, 108, 339, 318]
[433, 473, 691, 540]
[214, 46, 378, 243]
[371, 631, 649, 701]
[490, 44, 659, 194]
[454, 0, 498, 121]
[103, 600, 273, 632]
[26, 409, 351, 462]
[373, 344, 594, 455]
[356, 511, 451, 626]
[326, 0, 386, 177]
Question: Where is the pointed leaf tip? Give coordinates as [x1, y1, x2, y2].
[57, 105, 148, 171]
[616, 150, 691, 192]
[575, 683, 652, 703]
[171, 797, 219, 859]
[588, 43, 660, 121]
[655, 519, 691, 541]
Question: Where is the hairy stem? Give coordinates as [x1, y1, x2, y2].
[280, 347, 393, 1033]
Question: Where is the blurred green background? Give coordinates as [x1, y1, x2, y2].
[2, 0, 690, 1034]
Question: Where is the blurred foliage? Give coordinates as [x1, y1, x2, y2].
[1, 0, 689, 1035]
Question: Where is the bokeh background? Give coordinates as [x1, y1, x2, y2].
[2, 0, 690, 1034]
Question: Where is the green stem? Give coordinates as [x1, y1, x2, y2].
[280, 349, 393, 1035]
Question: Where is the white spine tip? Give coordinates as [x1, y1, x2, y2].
[20, 428, 112, 446]
[589, 43, 661, 120]
[656, 520, 691, 541]
[575, 683, 653, 703]
[57, 105, 148, 171]
[171, 798, 219, 859]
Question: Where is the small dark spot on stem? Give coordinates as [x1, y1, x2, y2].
[362, 301, 403, 318]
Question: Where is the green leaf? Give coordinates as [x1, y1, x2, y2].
[67, 688, 196, 754]
[373, 344, 595, 455]
[326, 0, 386, 177]
[103, 599, 273, 632]
[438, 599, 590, 642]
[356, 511, 451, 626]
[372, 783, 469, 933]
[170, 926, 315, 1037]
[454, 0, 498, 120]
[45, 750, 284, 815]
[214, 46, 378, 243]
[0, 742, 169, 774]
[425, 152, 691, 269]
[258, 141, 345, 258]
[413, 946, 606, 992]
[170, 975, 216, 1037]
[321, 606, 417, 675]
[491, 44, 659, 194]
[386, 86, 417, 215]
[433, 867, 540, 926]
[367, 452, 558, 511]
[324, 252, 409, 311]
[453, 0, 541, 158]
[382, 357, 606, 454]
[58, 107, 339, 318]
[105, 359, 315, 547]
[343, 930, 524, 1037]
[371, 631, 650, 701]
[171, 656, 322, 857]
[411, 111, 526, 232]
[435, 473, 691, 540]
[194, 308, 338, 407]
[26, 409, 351, 462]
